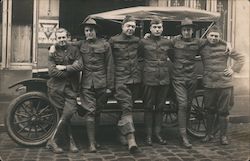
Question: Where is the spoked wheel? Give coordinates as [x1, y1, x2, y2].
[162, 101, 178, 128]
[5, 92, 59, 146]
[187, 90, 207, 138]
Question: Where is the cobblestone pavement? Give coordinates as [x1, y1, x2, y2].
[0, 123, 249, 161]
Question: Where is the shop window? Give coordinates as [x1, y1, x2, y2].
[0, 3, 2, 63]
[217, 0, 228, 39]
[11, 0, 33, 63]
[171, 0, 185, 6]
[196, 0, 206, 10]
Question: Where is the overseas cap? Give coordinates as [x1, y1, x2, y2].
[150, 16, 162, 25]
[207, 25, 222, 34]
[179, 17, 197, 28]
[122, 15, 136, 25]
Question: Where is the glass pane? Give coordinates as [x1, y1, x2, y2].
[217, 0, 228, 40]
[11, 0, 33, 63]
[0, 2, 2, 63]
[171, 0, 185, 6]
[196, 0, 206, 10]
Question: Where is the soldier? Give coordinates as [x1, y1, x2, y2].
[200, 25, 244, 145]
[170, 18, 232, 148]
[78, 18, 114, 152]
[109, 15, 141, 153]
[138, 17, 171, 145]
[46, 28, 81, 153]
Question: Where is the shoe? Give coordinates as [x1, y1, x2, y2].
[95, 142, 101, 148]
[201, 135, 214, 143]
[182, 137, 192, 148]
[154, 135, 167, 145]
[69, 141, 79, 153]
[89, 143, 97, 153]
[145, 136, 152, 146]
[127, 133, 139, 154]
[46, 140, 63, 154]
[220, 136, 229, 145]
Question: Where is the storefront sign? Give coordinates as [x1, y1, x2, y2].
[38, 19, 59, 44]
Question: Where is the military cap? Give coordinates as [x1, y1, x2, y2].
[178, 17, 197, 28]
[207, 25, 222, 35]
[81, 18, 100, 29]
[122, 15, 136, 25]
[150, 16, 163, 25]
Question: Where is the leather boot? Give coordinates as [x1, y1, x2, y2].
[179, 128, 192, 148]
[127, 133, 139, 154]
[86, 120, 97, 152]
[46, 119, 64, 153]
[219, 116, 229, 145]
[144, 112, 153, 146]
[67, 124, 79, 153]
[154, 112, 167, 145]
[202, 114, 215, 143]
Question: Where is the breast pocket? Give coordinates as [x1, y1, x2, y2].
[114, 43, 126, 49]
[160, 46, 169, 52]
[80, 46, 90, 54]
[93, 48, 106, 60]
[189, 44, 199, 50]
[174, 42, 185, 49]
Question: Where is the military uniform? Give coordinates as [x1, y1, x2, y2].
[75, 37, 113, 152]
[200, 41, 244, 144]
[78, 38, 114, 118]
[171, 38, 204, 129]
[47, 44, 80, 120]
[47, 42, 80, 153]
[109, 32, 141, 152]
[139, 35, 172, 145]
[109, 33, 141, 116]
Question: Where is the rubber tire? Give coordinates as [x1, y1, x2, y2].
[187, 90, 207, 138]
[5, 91, 59, 146]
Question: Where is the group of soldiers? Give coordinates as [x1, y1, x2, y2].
[45, 15, 244, 154]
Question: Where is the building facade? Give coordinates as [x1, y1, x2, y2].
[0, 0, 249, 117]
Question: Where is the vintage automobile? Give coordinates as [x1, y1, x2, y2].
[5, 6, 220, 146]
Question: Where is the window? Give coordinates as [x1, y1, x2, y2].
[11, 0, 33, 63]
[196, 0, 206, 10]
[171, 0, 185, 6]
[0, 2, 2, 63]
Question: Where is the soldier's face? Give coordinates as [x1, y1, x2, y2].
[56, 32, 68, 46]
[181, 26, 193, 39]
[84, 26, 96, 40]
[207, 31, 220, 45]
[150, 23, 163, 37]
[122, 21, 136, 36]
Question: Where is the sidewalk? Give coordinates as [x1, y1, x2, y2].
[0, 123, 249, 161]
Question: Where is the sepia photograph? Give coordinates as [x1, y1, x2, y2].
[0, 0, 249, 161]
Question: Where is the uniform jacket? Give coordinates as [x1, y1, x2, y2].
[76, 39, 114, 89]
[171, 38, 204, 81]
[139, 36, 172, 85]
[47, 44, 80, 92]
[200, 41, 244, 88]
[109, 34, 141, 84]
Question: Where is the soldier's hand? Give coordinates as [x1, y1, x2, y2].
[144, 33, 150, 39]
[224, 67, 234, 76]
[173, 34, 182, 40]
[106, 89, 112, 94]
[49, 45, 56, 53]
[225, 42, 232, 53]
[56, 65, 66, 71]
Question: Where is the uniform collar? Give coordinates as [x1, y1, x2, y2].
[149, 35, 161, 40]
[55, 43, 69, 51]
